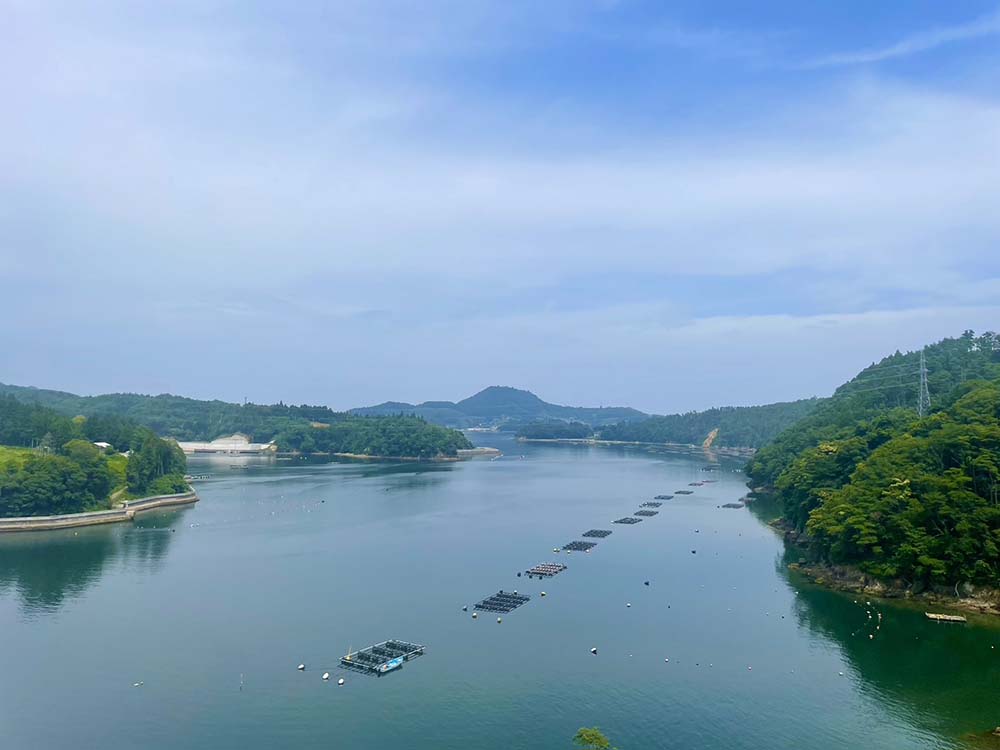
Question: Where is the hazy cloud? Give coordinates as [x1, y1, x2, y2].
[1, 2, 998, 411]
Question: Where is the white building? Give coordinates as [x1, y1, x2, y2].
[175, 433, 277, 455]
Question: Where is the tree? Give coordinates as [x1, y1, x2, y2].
[573, 727, 614, 749]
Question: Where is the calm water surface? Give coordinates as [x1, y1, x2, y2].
[1, 434, 997, 749]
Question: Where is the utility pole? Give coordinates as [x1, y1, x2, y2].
[917, 349, 931, 417]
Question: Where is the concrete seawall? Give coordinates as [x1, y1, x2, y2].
[0, 490, 199, 533]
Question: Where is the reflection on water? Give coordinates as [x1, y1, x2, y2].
[0, 439, 997, 748]
[787, 567, 1000, 743]
[0, 505, 188, 617]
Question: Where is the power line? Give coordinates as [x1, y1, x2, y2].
[846, 370, 920, 385]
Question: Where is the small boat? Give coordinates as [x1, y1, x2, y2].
[925, 612, 967, 623]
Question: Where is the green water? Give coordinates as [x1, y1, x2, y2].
[1, 434, 997, 749]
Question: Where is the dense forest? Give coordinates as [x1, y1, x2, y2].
[598, 398, 821, 448]
[0, 384, 473, 458]
[0, 396, 187, 517]
[273, 416, 472, 458]
[746, 331, 1000, 587]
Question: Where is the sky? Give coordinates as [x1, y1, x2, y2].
[2, 1, 999, 414]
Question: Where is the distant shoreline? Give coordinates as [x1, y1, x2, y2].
[275, 446, 502, 463]
[517, 437, 756, 457]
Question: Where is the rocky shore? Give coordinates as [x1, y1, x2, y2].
[766, 513, 1000, 618]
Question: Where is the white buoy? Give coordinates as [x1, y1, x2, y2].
[838, 672, 844, 676]
[540, 591, 546, 597]
[626, 603, 631, 608]
[664, 658, 669, 662]
[590, 647, 598, 654]
[472, 612, 478, 619]
[337, 678, 345, 686]
[497, 617, 502, 623]
[133, 681, 143, 687]
[322, 672, 330, 681]
[297, 664, 305, 671]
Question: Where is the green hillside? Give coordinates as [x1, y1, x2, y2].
[0, 383, 472, 459]
[746, 331, 1000, 587]
[0, 396, 186, 517]
[597, 398, 821, 449]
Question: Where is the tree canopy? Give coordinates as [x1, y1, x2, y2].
[0, 386, 473, 458]
[0, 398, 188, 517]
[746, 331, 1000, 587]
[598, 398, 820, 448]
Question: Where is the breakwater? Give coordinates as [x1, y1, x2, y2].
[0, 490, 198, 533]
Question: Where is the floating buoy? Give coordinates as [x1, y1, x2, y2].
[297, 664, 305, 671]
[322, 672, 330, 681]
[472, 612, 478, 619]
[838, 672, 844, 676]
[590, 647, 598, 655]
[664, 658, 669, 663]
[541, 591, 547, 597]
[338, 678, 345, 686]
[691, 550, 697, 554]
[517, 572, 521, 577]
[462, 605, 468, 612]
[747, 666, 752, 671]
[132, 681, 143, 687]
[869, 634, 874, 640]
[497, 617, 502, 623]
[644, 581, 650, 586]
[553, 548, 560, 553]
[626, 603, 631, 608]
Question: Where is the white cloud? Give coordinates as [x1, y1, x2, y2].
[806, 8, 1000, 67]
[1, 2, 999, 409]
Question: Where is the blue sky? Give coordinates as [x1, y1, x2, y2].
[2, 1, 999, 413]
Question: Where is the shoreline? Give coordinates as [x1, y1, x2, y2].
[517, 436, 756, 457]
[788, 561, 1000, 619]
[0, 489, 199, 533]
[765, 512, 1000, 619]
[277, 447, 502, 462]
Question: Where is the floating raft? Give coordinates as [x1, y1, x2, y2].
[925, 612, 967, 623]
[675, 490, 694, 495]
[634, 509, 659, 517]
[688, 482, 704, 486]
[582, 529, 613, 538]
[640, 501, 662, 508]
[563, 541, 597, 552]
[614, 517, 643, 524]
[721, 502, 744, 509]
[525, 562, 567, 577]
[654, 495, 674, 500]
[341, 639, 425, 674]
[476, 591, 530, 613]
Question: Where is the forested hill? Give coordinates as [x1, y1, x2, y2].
[351, 386, 647, 428]
[0, 396, 187, 517]
[596, 398, 821, 448]
[0, 384, 472, 459]
[745, 331, 1000, 588]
